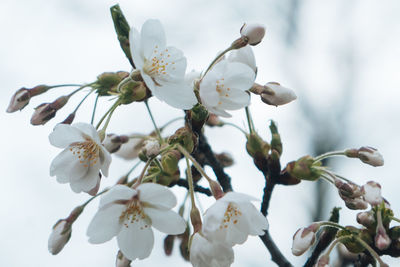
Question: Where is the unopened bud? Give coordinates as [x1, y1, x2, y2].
[206, 113, 223, 127]
[261, 82, 297, 106]
[142, 139, 160, 158]
[161, 150, 181, 175]
[103, 134, 129, 153]
[342, 196, 368, 210]
[246, 133, 270, 158]
[209, 180, 224, 199]
[163, 235, 175, 256]
[215, 152, 234, 167]
[115, 250, 131, 267]
[317, 254, 330, 267]
[357, 211, 375, 228]
[48, 220, 72, 255]
[375, 227, 391, 250]
[95, 71, 128, 96]
[285, 155, 322, 181]
[358, 147, 384, 167]
[190, 207, 202, 233]
[362, 181, 383, 206]
[6, 88, 31, 112]
[240, 23, 266, 46]
[291, 225, 318, 256]
[31, 96, 69, 125]
[168, 127, 197, 154]
[119, 80, 149, 104]
[336, 181, 362, 198]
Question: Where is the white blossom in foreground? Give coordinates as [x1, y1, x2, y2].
[261, 82, 297, 106]
[87, 184, 186, 260]
[48, 220, 71, 255]
[362, 181, 383, 206]
[202, 192, 268, 246]
[190, 233, 234, 267]
[200, 60, 255, 117]
[49, 123, 111, 194]
[129, 19, 197, 109]
[228, 46, 257, 73]
[240, 23, 266, 45]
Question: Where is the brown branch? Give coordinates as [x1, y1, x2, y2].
[172, 178, 212, 196]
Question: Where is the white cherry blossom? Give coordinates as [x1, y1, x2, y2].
[48, 220, 71, 255]
[190, 233, 234, 267]
[49, 123, 111, 194]
[129, 19, 197, 109]
[202, 192, 268, 246]
[200, 60, 255, 117]
[87, 183, 186, 261]
[228, 46, 257, 72]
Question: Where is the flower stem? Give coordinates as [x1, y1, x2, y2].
[67, 83, 93, 98]
[96, 100, 120, 130]
[314, 151, 346, 162]
[132, 159, 153, 188]
[91, 94, 100, 125]
[354, 236, 387, 267]
[159, 117, 184, 131]
[71, 89, 94, 114]
[223, 122, 249, 136]
[144, 100, 163, 142]
[325, 236, 350, 257]
[245, 106, 255, 134]
[390, 216, 400, 224]
[185, 156, 196, 208]
[81, 188, 109, 208]
[319, 221, 348, 231]
[202, 46, 234, 79]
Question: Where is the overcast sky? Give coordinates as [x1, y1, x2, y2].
[1, 0, 400, 266]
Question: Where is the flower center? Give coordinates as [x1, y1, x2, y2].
[120, 200, 150, 230]
[69, 138, 100, 168]
[143, 45, 175, 77]
[220, 203, 242, 229]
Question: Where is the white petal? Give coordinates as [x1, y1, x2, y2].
[140, 19, 166, 59]
[239, 203, 268, 235]
[50, 148, 87, 180]
[221, 192, 259, 203]
[151, 82, 197, 109]
[99, 146, 112, 177]
[224, 220, 249, 245]
[141, 70, 157, 92]
[99, 185, 136, 208]
[228, 46, 257, 72]
[72, 123, 100, 142]
[117, 218, 154, 260]
[207, 106, 232, 118]
[223, 62, 255, 91]
[203, 200, 229, 234]
[144, 208, 186, 234]
[219, 89, 250, 110]
[137, 183, 177, 210]
[129, 27, 144, 68]
[200, 71, 220, 107]
[87, 205, 124, 244]
[49, 124, 85, 148]
[69, 163, 100, 193]
[153, 46, 186, 84]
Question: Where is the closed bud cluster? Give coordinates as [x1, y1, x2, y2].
[345, 146, 384, 167]
[94, 71, 129, 96]
[260, 82, 297, 106]
[285, 155, 322, 181]
[103, 134, 129, 153]
[291, 223, 320, 256]
[31, 95, 69, 125]
[168, 127, 197, 153]
[335, 179, 367, 210]
[48, 220, 72, 255]
[240, 23, 266, 46]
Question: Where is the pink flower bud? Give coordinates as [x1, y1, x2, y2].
[240, 23, 266, 45]
[31, 96, 69, 125]
[358, 147, 384, 167]
[48, 220, 72, 255]
[291, 225, 318, 256]
[261, 82, 297, 106]
[356, 211, 375, 227]
[362, 181, 383, 206]
[6, 88, 31, 113]
[317, 254, 330, 267]
[206, 113, 223, 127]
[103, 134, 128, 153]
[375, 228, 391, 250]
[342, 196, 368, 210]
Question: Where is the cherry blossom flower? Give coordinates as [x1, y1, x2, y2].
[129, 19, 197, 109]
[87, 183, 186, 260]
[202, 192, 268, 246]
[228, 46, 257, 72]
[49, 123, 111, 194]
[190, 233, 234, 267]
[200, 60, 255, 117]
[48, 220, 71, 255]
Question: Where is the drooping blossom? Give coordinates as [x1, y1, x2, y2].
[48, 220, 72, 255]
[49, 122, 111, 194]
[190, 233, 234, 267]
[87, 183, 186, 260]
[202, 192, 268, 246]
[129, 19, 197, 109]
[200, 60, 255, 117]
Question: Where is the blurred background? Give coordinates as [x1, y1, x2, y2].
[1, 0, 399, 266]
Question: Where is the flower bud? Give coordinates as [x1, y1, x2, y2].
[209, 180, 224, 200]
[358, 146, 384, 167]
[285, 155, 322, 181]
[6, 88, 31, 112]
[342, 196, 368, 210]
[362, 181, 383, 206]
[206, 113, 223, 127]
[190, 207, 202, 233]
[240, 23, 266, 45]
[115, 250, 131, 267]
[375, 227, 392, 250]
[215, 152, 234, 167]
[168, 127, 197, 154]
[356, 211, 375, 228]
[115, 136, 146, 160]
[163, 235, 175, 256]
[142, 139, 160, 158]
[246, 133, 270, 158]
[291, 223, 320, 256]
[103, 134, 129, 153]
[336, 181, 362, 198]
[95, 71, 128, 96]
[48, 220, 72, 255]
[119, 80, 149, 104]
[261, 82, 297, 106]
[31, 96, 69, 125]
[317, 254, 330, 267]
